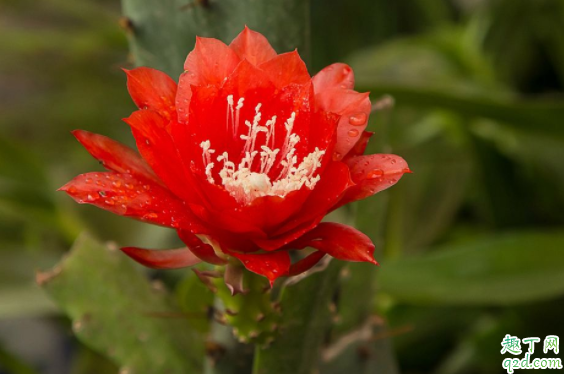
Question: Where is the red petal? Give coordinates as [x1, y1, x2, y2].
[123, 110, 199, 204]
[338, 154, 410, 207]
[259, 50, 310, 88]
[344, 131, 374, 159]
[176, 37, 240, 123]
[72, 130, 159, 183]
[177, 230, 228, 265]
[120, 246, 201, 269]
[229, 26, 277, 65]
[316, 89, 371, 161]
[223, 249, 290, 286]
[312, 63, 355, 92]
[124, 67, 177, 121]
[59, 172, 203, 231]
[268, 162, 353, 241]
[288, 251, 326, 276]
[287, 222, 377, 264]
[184, 36, 240, 84]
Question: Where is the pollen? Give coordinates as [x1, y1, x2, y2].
[200, 96, 325, 205]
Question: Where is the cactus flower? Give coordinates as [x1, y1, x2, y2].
[60, 27, 409, 286]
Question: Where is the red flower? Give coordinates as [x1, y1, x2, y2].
[60, 27, 409, 286]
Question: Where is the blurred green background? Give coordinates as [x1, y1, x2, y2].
[1, 0, 564, 373]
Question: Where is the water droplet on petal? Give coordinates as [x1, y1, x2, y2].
[348, 129, 359, 137]
[143, 212, 158, 220]
[388, 179, 397, 185]
[366, 169, 384, 179]
[342, 66, 351, 75]
[332, 152, 341, 161]
[390, 159, 396, 164]
[98, 191, 107, 197]
[145, 139, 150, 145]
[87, 194, 96, 201]
[85, 178, 92, 184]
[349, 113, 367, 126]
[113, 180, 122, 187]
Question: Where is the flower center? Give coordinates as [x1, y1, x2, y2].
[200, 95, 325, 205]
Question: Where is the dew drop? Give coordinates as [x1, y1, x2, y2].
[143, 185, 150, 190]
[112, 180, 122, 188]
[87, 194, 96, 201]
[366, 169, 384, 179]
[145, 139, 150, 145]
[98, 191, 107, 197]
[85, 178, 93, 184]
[143, 212, 158, 220]
[342, 66, 351, 75]
[125, 183, 134, 190]
[388, 179, 397, 185]
[105, 199, 115, 205]
[332, 152, 341, 161]
[348, 129, 359, 138]
[349, 113, 367, 126]
[390, 159, 396, 164]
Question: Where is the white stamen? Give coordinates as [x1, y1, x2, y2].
[200, 100, 325, 205]
[234, 97, 244, 136]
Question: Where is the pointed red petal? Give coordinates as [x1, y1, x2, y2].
[72, 130, 159, 183]
[288, 223, 377, 264]
[59, 172, 202, 231]
[316, 89, 371, 161]
[184, 36, 241, 84]
[177, 37, 240, 123]
[259, 50, 310, 88]
[229, 26, 277, 65]
[312, 63, 355, 92]
[120, 246, 201, 269]
[338, 154, 410, 207]
[288, 251, 326, 276]
[123, 110, 198, 204]
[223, 249, 290, 286]
[124, 67, 177, 121]
[177, 230, 228, 265]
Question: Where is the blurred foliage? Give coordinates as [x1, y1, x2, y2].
[38, 234, 204, 373]
[1, 0, 564, 373]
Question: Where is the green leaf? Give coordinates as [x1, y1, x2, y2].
[378, 231, 564, 305]
[39, 234, 205, 373]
